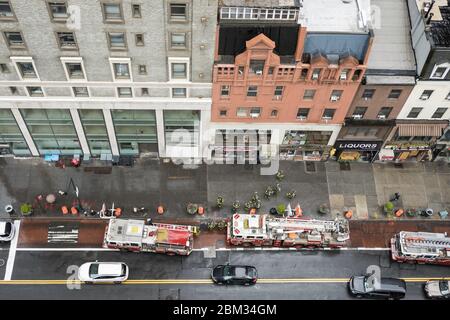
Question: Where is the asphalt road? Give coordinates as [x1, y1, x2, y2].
[0, 248, 449, 300]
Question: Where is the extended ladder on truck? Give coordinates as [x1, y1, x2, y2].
[391, 231, 450, 266]
[398, 231, 450, 257]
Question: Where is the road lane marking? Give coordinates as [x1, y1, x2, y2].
[4, 220, 20, 281]
[0, 277, 448, 285]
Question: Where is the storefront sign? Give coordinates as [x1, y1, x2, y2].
[335, 141, 382, 151]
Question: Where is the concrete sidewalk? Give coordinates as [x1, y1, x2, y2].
[0, 157, 449, 221]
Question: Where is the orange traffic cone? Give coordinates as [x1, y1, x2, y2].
[157, 205, 164, 215]
[198, 206, 204, 215]
[344, 210, 353, 219]
[61, 206, 68, 215]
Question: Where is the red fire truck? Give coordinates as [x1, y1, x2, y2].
[391, 231, 450, 266]
[103, 218, 196, 256]
[227, 214, 350, 248]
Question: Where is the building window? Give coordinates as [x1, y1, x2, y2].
[135, 33, 144, 46]
[72, 87, 89, 97]
[236, 107, 247, 117]
[274, 86, 283, 97]
[108, 32, 126, 49]
[311, 69, 321, 80]
[171, 62, 187, 79]
[247, 86, 258, 97]
[431, 108, 448, 119]
[303, 89, 316, 100]
[219, 110, 227, 117]
[220, 85, 230, 96]
[377, 107, 392, 119]
[419, 90, 433, 100]
[388, 89, 402, 99]
[300, 68, 308, 80]
[407, 107, 423, 118]
[141, 88, 149, 96]
[296, 108, 310, 119]
[322, 109, 336, 120]
[430, 64, 450, 79]
[102, 3, 123, 22]
[362, 89, 375, 99]
[57, 32, 77, 49]
[249, 60, 264, 75]
[270, 109, 278, 117]
[65, 62, 84, 79]
[138, 64, 147, 75]
[352, 69, 362, 81]
[132, 4, 141, 18]
[172, 88, 187, 98]
[4, 32, 25, 49]
[16, 62, 37, 79]
[48, 2, 68, 21]
[113, 63, 130, 79]
[0, 63, 9, 73]
[170, 33, 186, 48]
[330, 90, 343, 102]
[170, 3, 187, 21]
[27, 86, 44, 97]
[21, 109, 81, 155]
[340, 69, 350, 80]
[79, 109, 111, 156]
[352, 107, 367, 119]
[0, 1, 14, 19]
[268, 66, 275, 75]
[446, 91, 450, 100]
[117, 87, 132, 97]
[238, 66, 245, 75]
[9, 86, 17, 94]
[249, 107, 261, 118]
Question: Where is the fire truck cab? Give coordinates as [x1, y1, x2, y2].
[104, 219, 194, 256]
[391, 231, 450, 266]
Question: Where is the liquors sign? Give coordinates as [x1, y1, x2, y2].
[335, 141, 382, 151]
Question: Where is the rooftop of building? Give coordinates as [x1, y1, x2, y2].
[298, 0, 371, 33]
[415, 0, 450, 47]
[366, 0, 416, 72]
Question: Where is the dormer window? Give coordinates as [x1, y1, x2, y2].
[249, 60, 264, 75]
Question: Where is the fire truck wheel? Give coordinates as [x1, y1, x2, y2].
[242, 242, 252, 248]
[84, 281, 93, 285]
[114, 281, 122, 284]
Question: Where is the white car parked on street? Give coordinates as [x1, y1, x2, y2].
[78, 261, 129, 284]
[0, 221, 15, 242]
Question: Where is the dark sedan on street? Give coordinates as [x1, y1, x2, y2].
[348, 275, 406, 299]
[211, 264, 257, 285]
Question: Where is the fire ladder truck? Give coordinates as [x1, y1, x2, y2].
[103, 218, 196, 256]
[391, 231, 450, 266]
[227, 214, 350, 248]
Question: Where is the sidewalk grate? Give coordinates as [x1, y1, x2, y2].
[305, 161, 316, 172]
[339, 162, 351, 171]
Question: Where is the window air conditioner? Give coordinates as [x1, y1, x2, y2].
[419, 96, 428, 100]
[330, 96, 339, 102]
[250, 113, 259, 118]
[377, 114, 386, 119]
[352, 114, 362, 119]
[322, 116, 332, 120]
[274, 95, 282, 100]
[312, 74, 319, 80]
[340, 74, 347, 80]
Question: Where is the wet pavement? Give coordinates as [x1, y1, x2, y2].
[0, 157, 449, 221]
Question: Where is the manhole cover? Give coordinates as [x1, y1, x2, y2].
[339, 162, 351, 171]
[305, 161, 316, 172]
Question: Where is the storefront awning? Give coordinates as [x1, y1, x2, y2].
[398, 124, 447, 137]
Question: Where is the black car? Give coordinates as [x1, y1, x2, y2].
[348, 275, 406, 299]
[211, 264, 257, 285]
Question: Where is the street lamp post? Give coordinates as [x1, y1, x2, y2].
[66, 177, 83, 212]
